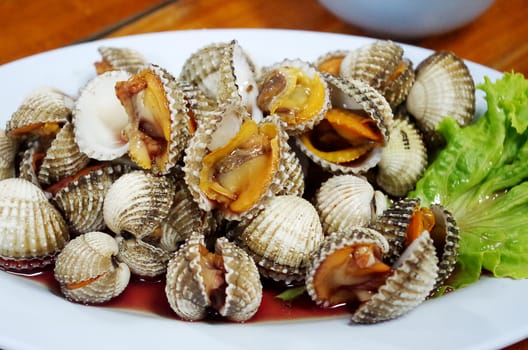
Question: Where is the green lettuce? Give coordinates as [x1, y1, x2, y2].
[410, 72, 528, 290]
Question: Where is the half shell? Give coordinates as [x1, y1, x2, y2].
[0, 178, 68, 271]
[116, 235, 170, 278]
[95, 46, 148, 75]
[54, 231, 130, 304]
[0, 129, 18, 180]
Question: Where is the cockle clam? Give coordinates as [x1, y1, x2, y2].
[165, 233, 262, 322]
[0, 178, 68, 271]
[94, 46, 148, 75]
[296, 73, 393, 175]
[0, 129, 17, 180]
[257, 59, 330, 134]
[234, 195, 324, 284]
[54, 231, 130, 304]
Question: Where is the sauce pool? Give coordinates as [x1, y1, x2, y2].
[18, 270, 349, 323]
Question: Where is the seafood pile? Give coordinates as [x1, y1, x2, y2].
[0, 39, 473, 324]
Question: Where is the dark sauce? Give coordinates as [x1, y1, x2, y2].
[16, 270, 349, 323]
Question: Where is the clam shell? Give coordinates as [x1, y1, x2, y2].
[116, 235, 170, 278]
[0, 129, 18, 180]
[165, 233, 209, 321]
[315, 175, 388, 235]
[296, 73, 393, 175]
[257, 59, 331, 134]
[235, 195, 324, 284]
[370, 197, 418, 265]
[18, 140, 44, 187]
[376, 117, 427, 197]
[429, 204, 460, 293]
[95, 46, 148, 74]
[183, 110, 290, 221]
[54, 231, 130, 304]
[51, 164, 131, 235]
[6, 87, 73, 137]
[274, 143, 305, 197]
[103, 170, 175, 239]
[305, 227, 390, 307]
[351, 231, 439, 324]
[406, 51, 475, 145]
[73, 70, 132, 161]
[179, 40, 262, 121]
[340, 40, 414, 108]
[0, 178, 68, 271]
[165, 233, 263, 322]
[160, 175, 217, 252]
[38, 122, 91, 186]
[314, 50, 349, 76]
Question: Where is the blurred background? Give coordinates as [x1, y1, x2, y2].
[0, 0, 527, 76]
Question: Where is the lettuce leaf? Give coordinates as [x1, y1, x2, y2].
[410, 72, 528, 290]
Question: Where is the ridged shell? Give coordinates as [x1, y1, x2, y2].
[376, 117, 427, 197]
[406, 51, 475, 145]
[160, 175, 217, 252]
[18, 140, 43, 187]
[52, 164, 131, 235]
[235, 195, 324, 284]
[119, 64, 193, 174]
[216, 237, 262, 321]
[95, 46, 148, 74]
[38, 122, 91, 186]
[429, 204, 460, 293]
[305, 227, 390, 307]
[116, 236, 170, 278]
[296, 73, 393, 175]
[54, 231, 130, 304]
[0, 178, 68, 270]
[257, 59, 331, 134]
[340, 40, 414, 108]
[183, 110, 290, 221]
[315, 175, 388, 235]
[274, 144, 305, 197]
[165, 233, 262, 322]
[351, 231, 439, 324]
[73, 70, 132, 160]
[370, 197, 418, 265]
[0, 129, 18, 180]
[179, 40, 262, 121]
[314, 50, 349, 76]
[165, 233, 209, 320]
[103, 170, 175, 239]
[6, 87, 73, 137]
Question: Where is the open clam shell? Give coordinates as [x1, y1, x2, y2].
[234, 195, 324, 284]
[257, 59, 331, 134]
[406, 51, 475, 146]
[51, 163, 131, 235]
[103, 170, 175, 239]
[0, 178, 68, 271]
[340, 40, 414, 108]
[314, 50, 349, 76]
[183, 108, 290, 221]
[296, 73, 393, 175]
[116, 235, 170, 278]
[315, 174, 388, 235]
[38, 122, 91, 186]
[179, 40, 262, 121]
[95, 46, 148, 75]
[352, 231, 439, 324]
[376, 116, 427, 197]
[116, 64, 193, 174]
[165, 233, 262, 322]
[73, 70, 132, 161]
[6, 87, 73, 139]
[54, 231, 130, 304]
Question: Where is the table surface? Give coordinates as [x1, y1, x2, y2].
[1, 0, 527, 349]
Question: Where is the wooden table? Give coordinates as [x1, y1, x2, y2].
[1, 0, 527, 349]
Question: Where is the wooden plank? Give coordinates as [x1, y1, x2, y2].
[0, 0, 170, 64]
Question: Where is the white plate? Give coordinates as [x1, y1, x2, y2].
[0, 29, 526, 350]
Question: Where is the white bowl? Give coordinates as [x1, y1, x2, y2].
[319, 0, 494, 39]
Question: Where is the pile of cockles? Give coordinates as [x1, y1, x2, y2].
[0, 39, 474, 323]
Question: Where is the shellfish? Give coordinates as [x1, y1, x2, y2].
[95, 46, 148, 75]
[0, 129, 17, 180]
[0, 178, 68, 271]
[54, 231, 130, 304]
[165, 233, 262, 322]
